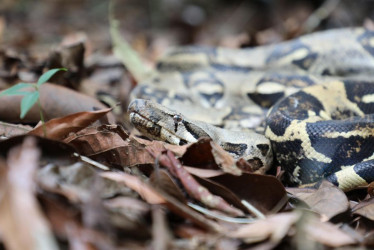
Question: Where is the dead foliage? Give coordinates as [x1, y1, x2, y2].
[1, 1, 374, 249]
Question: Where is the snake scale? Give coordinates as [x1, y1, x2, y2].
[128, 28, 374, 191]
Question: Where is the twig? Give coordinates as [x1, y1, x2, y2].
[302, 0, 341, 34]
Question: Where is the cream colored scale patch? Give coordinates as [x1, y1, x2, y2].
[335, 166, 368, 191]
[160, 52, 210, 69]
[268, 48, 310, 67]
[303, 81, 364, 120]
[303, 81, 374, 139]
[362, 94, 374, 103]
[265, 118, 332, 163]
[323, 128, 374, 139]
[214, 47, 269, 68]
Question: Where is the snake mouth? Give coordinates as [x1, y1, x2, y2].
[129, 111, 162, 138]
[129, 108, 189, 146]
[128, 99, 162, 137]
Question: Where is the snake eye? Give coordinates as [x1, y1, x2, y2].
[173, 115, 183, 123]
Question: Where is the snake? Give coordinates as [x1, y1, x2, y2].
[128, 27, 374, 191]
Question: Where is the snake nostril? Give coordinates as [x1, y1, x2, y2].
[257, 144, 270, 156]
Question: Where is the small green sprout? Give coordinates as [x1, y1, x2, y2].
[0, 68, 67, 136]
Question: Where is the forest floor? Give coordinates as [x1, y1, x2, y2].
[1, 0, 374, 249]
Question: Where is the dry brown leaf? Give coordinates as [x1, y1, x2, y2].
[181, 138, 218, 169]
[304, 218, 357, 247]
[65, 124, 129, 153]
[0, 83, 115, 123]
[152, 205, 171, 250]
[228, 212, 300, 244]
[181, 138, 264, 174]
[100, 171, 222, 232]
[104, 197, 150, 214]
[150, 169, 187, 203]
[210, 140, 242, 175]
[101, 171, 165, 205]
[0, 135, 77, 169]
[208, 173, 287, 214]
[38, 161, 127, 204]
[41, 195, 115, 249]
[0, 121, 32, 137]
[157, 150, 244, 217]
[28, 107, 112, 140]
[288, 181, 349, 220]
[193, 175, 252, 214]
[133, 135, 188, 157]
[352, 197, 374, 221]
[174, 225, 212, 239]
[0, 137, 58, 250]
[38, 161, 153, 240]
[363, 230, 374, 247]
[368, 181, 374, 197]
[65, 125, 188, 167]
[47, 40, 85, 89]
[184, 166, 223, 178]
[66, 125, 157, 166]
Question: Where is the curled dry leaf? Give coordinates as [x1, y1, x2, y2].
[180, 138, 217, 168]
[28, 107, 113, 140]
[287, 181, 349, 220]
[66, 125, 158, 166]
[0, 83, 115, 123]
[0, 137, 58, 250]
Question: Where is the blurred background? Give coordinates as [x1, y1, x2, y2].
[1, 0, 374, 61]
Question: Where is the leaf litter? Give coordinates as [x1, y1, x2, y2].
[1, 1, 374, 249]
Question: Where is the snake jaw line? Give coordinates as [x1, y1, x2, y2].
[129, 112, 191, 145]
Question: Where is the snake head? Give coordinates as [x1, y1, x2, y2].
[128, 99, 211, 145]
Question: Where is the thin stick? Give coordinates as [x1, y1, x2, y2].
[37, 99, 47, 137]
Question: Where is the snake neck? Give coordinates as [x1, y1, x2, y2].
[128, 99, 273, 170]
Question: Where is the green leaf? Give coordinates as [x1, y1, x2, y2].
[37, 68, 67, 87]
[20, 92, 40, 119]
[0, 83, 34, 97]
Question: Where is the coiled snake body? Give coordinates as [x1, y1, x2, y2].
[129, 28, 374, 191]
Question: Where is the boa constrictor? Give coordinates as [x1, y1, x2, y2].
[128, 28, 374, 191]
